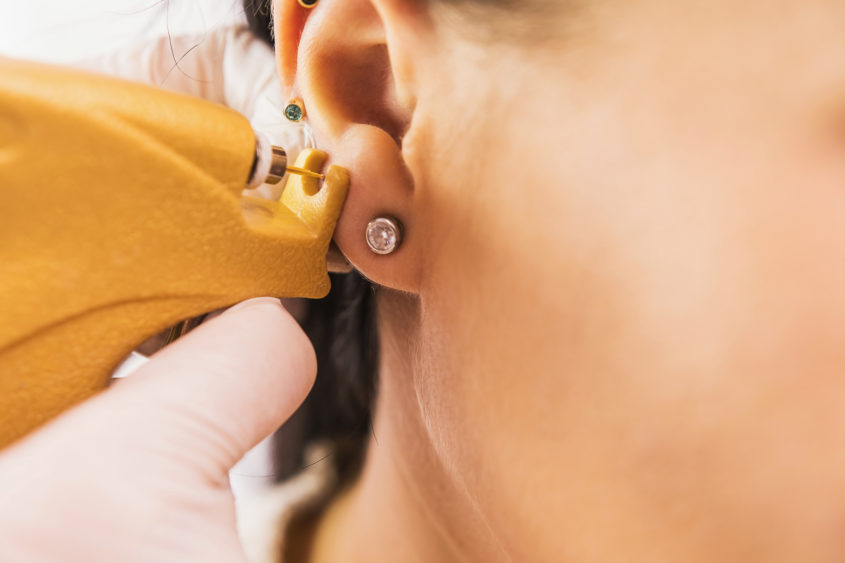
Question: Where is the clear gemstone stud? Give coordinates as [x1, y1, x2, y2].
[365, 217, 402, 255]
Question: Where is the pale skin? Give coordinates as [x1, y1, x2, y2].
[1, 0, 844, 562]
[279, 0, 845, 561]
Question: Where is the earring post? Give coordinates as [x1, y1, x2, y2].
[286, 166, 324, 180]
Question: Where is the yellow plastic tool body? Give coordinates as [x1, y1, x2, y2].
[0, 59, 349, 448]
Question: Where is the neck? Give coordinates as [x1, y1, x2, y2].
[309, 291, 508, 563]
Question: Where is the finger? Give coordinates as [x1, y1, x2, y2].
[97, 298, 317, 470]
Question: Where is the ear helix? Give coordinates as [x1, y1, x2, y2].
[282, 5, 404, 260]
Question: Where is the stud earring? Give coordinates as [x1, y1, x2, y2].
[366, 217, 402, 255]
[283, 97, 316, 149]
[284, 98, 305, 122]
[297, 0, 318, 8]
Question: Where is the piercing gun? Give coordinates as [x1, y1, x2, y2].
[0, 58, 350, 448]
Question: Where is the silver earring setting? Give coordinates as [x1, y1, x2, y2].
[366, 217, 402, 255]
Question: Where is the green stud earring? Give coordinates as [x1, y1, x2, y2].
[284, 99, 305, 122]
[283, 97, 316, 149]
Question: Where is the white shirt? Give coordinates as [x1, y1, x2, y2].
[77, 25, 311, 201]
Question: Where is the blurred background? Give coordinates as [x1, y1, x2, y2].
[0, 0, 245, 62]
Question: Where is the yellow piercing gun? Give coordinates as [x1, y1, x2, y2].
[0, 58, 349, 448]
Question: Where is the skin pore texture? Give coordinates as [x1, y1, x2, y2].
[275, 1, 845, 561]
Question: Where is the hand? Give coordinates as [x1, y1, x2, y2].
[0, 298, 316, 562]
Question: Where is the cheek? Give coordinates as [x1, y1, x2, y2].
[414, 110, 845, 561]
[555, 135, 845, 559]
[599, 146, 845, 559]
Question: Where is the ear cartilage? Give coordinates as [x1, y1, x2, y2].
[366, 217, 402, 255]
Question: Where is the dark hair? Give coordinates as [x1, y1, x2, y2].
[273, 271, 378, 485]
[240, 1, 379, 488]
[244, 0, 275, 46]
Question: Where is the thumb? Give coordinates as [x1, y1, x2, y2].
[100, 298, 317, 472]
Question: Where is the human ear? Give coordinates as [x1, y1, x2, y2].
[274, 0, 427, 292]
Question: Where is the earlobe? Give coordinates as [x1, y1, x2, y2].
[273, 0, 424, 293]
[328, 123, 421, 292]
